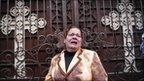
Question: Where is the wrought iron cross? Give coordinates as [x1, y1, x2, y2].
[101, 0, 143, 72]
[0, 0, 47, 78]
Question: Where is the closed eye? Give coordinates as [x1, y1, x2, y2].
[68, 33, 81, 37]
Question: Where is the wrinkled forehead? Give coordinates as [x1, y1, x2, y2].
[64, 26, 83, 38]
[68, 28, 81, 34]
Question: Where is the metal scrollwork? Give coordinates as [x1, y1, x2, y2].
[101, 0, 143, 72]
[0, 0, 47, 78]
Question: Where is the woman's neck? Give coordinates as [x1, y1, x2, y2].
[66, 47, 79, 52]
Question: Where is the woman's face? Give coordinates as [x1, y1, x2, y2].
[64, 27, 82, 52]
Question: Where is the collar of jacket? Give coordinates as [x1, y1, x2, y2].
[57, 48, 83, 77]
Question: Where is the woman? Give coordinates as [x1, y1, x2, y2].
[44, 26, 108, 81]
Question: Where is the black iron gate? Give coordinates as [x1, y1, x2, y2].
[0, 0, 144, 81]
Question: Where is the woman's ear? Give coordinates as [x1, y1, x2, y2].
[63, 39, 65, 44]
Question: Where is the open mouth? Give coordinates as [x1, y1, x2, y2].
[70, 41, 77, 44]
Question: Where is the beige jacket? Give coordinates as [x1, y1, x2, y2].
[44, 48, 108, 81]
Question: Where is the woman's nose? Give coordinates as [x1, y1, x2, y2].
[72, 37, 77, 40]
